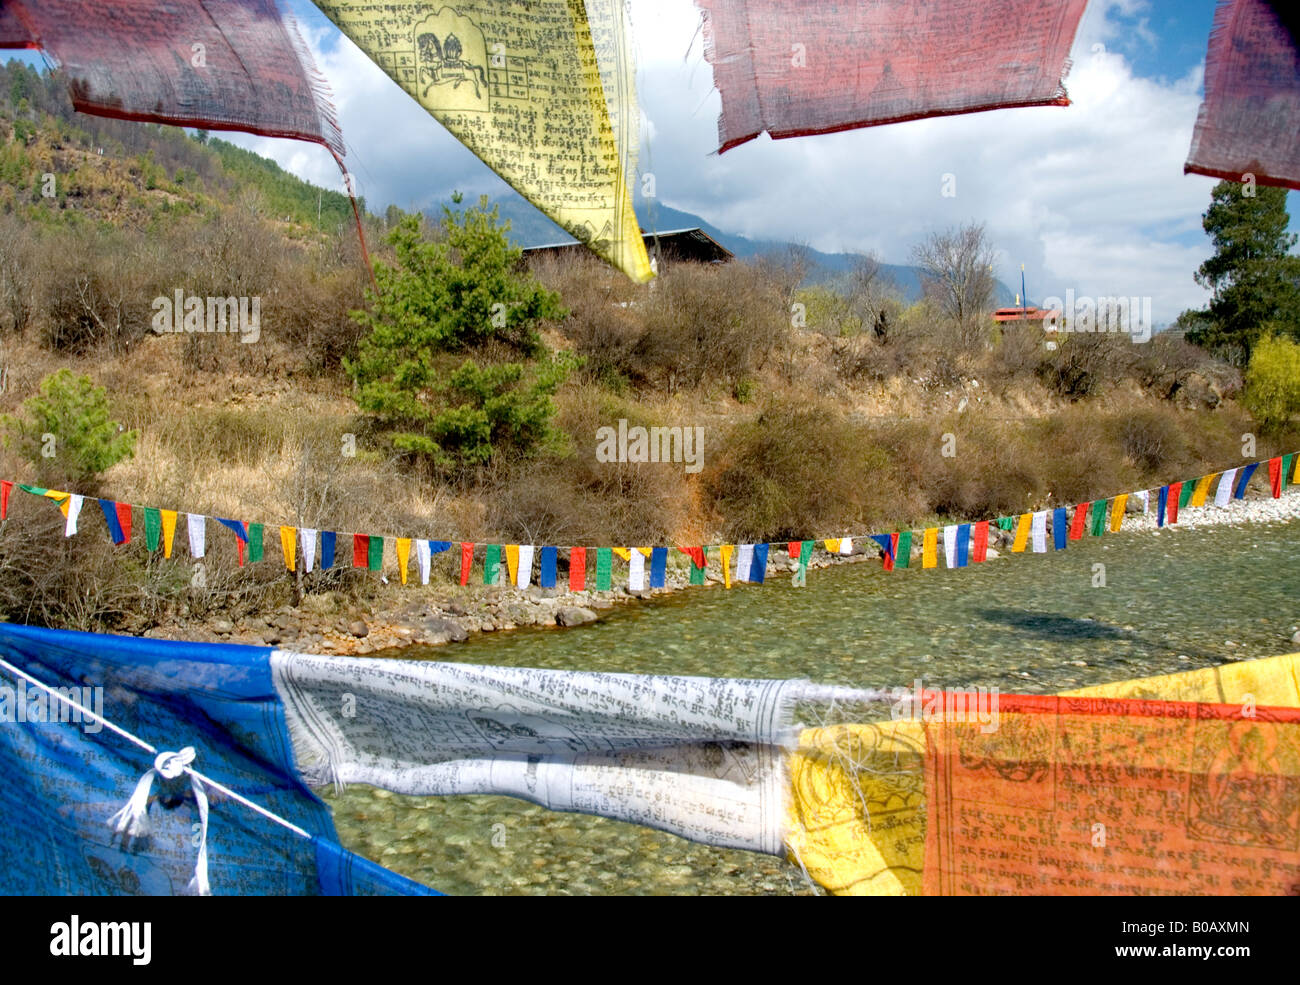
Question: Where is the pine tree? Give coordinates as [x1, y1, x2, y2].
[1188, 181, 1300, 365]
[344, 195, 571, 476]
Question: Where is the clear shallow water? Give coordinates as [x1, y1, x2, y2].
[327, 520, 1300, 895]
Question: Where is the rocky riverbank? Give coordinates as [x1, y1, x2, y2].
[144, 487, 1299, 655]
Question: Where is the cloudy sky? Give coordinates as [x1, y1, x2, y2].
[229, 2, 1294, 324]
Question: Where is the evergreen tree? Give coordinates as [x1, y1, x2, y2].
[1188, 181, 1300, 365]
[345, 195, 571, 476]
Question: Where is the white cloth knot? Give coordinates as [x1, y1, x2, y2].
[109, 745, 211, 896]
[154, 747, 195, 779]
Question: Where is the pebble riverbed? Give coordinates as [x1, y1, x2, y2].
[327, 493, 1300, 895]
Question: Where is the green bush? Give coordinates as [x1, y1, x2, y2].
[2, 369, 137, 492]
[1241, 333, 1300, 432]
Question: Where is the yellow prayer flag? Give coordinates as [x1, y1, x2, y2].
[41, 490, 70, 516]
[1109, 494, 1127, 532]
[396, 537, 412, 586]
[823, 539, 840, 553]
[921, 528, 937, 568]
[1191, 473, 1215, 507]
[316, 0, 651, 282]
[161, 510, 177, 558]
[505, 544, 520, 585]
[1293, 455, 1300, 484]
[1011, 513, 1031, 552]
[636, 546, 652, 557]
[612, 547, 631, 561]
[280, 525, 297, 572]
[719, 545, 734, 588]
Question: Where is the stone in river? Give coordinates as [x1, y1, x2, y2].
[556, 606, 599, 627]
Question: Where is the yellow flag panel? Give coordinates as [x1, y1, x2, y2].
[317, 0, 652, 282]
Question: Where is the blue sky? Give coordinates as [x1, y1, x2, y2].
[11, 1, 1299, 323]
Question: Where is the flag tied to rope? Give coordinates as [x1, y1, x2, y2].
[7, 0, 344, 159]
[315, 0, 651, 281]
[697, 0, 1087, 153]
[1185, 0, 1300, 191]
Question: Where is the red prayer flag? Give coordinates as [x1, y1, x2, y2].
[0, 6, 36, 48]
[971, 521, 989, 563]
[115, 502, 132, 545]
[1168, 482, 1182, 524]
[10, 0, 344, 159]
[1185, 0, 1300, 191]
[679, 546, 706, 570]
[1269, 456, 1283, 498]
[1069, 503, 1087, 540]
[787, 541, 801, 561]
[353, 534, 369, 568]
[0, 479, 11, 520]
[698, 0, 1087, 153]
[459, 542, 474, 586]
[923, 693, 1300, 895]
[569, 547, 587, 592]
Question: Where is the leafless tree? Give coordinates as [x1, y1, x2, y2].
[911, 223, 997, 349]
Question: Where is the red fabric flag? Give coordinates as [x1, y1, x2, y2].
[459, 543, 474, 587]
[115, 502, 132, 545]
[923, 693, 1300, 895]
[1168, 482, 1181, 524]
[9, 0, 343, 159]
[971, 521, 989, 562]
[1185, 0, 1300, 191]
[0, 480, 11, 520]
[787, 541, 801, 561]
[698, 0, 1087, 153]
[352, 534, 369, 568]
[1269, 456, 1283, 498]
[1068, 503, 1087, 540]
[0, 6, 36, 48]
[569, 547, 587, 592]
[679, 546, 706, 570]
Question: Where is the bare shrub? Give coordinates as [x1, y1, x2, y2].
[707, 399, 894, 541]
[488, 389, 692, 544]
[41, 228, 150, 355]
[1113, 407, 1187, 474]
[1037, 332, 1138, 399]
[556, 259, 791, 394]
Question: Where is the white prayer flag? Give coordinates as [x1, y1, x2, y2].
[1031, 511, 1048, 553]
[64, 494, 83, 537]
[734, 544, 754, 583]
[187, 514, 206, 558]
[1215, 469, 1237, 507]
[628, 549, 646, 591]
[943, 524, 958, 568]
[417, 540, 432, 585]
[516, 545, 535, 589]
[301, 528, 317, 573]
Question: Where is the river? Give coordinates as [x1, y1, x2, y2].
[327, 519, 1300, 895]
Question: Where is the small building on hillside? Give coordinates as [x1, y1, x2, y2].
[522, 227, 734, 269]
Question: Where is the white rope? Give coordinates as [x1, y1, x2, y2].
[0, 652, 314, 895]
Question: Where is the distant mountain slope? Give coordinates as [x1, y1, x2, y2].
[480, 191, 1017, 305]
